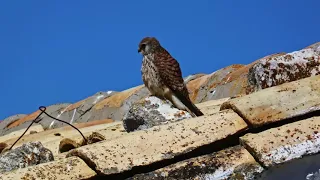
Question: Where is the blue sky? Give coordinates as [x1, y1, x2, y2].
[0, 1, 319, 120]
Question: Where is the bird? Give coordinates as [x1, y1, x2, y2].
[138, 37, 204, 117]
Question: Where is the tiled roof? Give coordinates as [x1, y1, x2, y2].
[0, 42, 320, 179]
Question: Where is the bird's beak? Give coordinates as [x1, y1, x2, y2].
[138, 48, 141, 53]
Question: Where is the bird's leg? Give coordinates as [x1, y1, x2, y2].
[146, 93, 169, 104]
[159, 96, 170, 104]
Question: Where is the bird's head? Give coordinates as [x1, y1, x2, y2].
[138, 37, 161, 55]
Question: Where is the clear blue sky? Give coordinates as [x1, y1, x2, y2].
[0, 1, 319, 120]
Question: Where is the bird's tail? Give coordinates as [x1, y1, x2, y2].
[187, 101, 204, 117]
[171, 91, 204, 117]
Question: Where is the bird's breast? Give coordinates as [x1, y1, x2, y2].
[141, 55, 165, 96]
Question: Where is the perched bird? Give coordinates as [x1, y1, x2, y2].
[138, 37, 204, 117]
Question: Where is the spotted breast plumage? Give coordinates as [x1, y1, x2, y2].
[138, 37, 204, 117]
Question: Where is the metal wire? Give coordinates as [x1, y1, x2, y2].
[8, 106, 87, 150]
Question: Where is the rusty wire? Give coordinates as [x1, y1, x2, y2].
[8, 106, 87, 150]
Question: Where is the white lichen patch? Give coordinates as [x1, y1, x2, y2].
[32, 147, 40, 154]
[311, 68, 319, 76]
[262, 133, 320, 166]
[200, 164, 264, 180]
[251, 48, 320, 90]
[139, 146, 264, 180]
[144, 96, 192, 120]
[202, 167, 234, 180]
[93, 94, 105, 104]
[106, 90, 113, 95]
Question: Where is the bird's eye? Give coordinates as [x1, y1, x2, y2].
[140, 44, 146, 49]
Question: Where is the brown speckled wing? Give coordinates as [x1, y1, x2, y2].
[153, 48, 189, 98]
[153, 46, 204, 117]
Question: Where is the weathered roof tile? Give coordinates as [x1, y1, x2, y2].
[247, 47, 320, 93]
[240, 116, 320, 167]
[196, 97, 230, 115]
[0, 114, 27, 136]
[6, 103, 72, 131]
[0, 124, 43, 143]
[186, 65, 245, 103]
[131, 145, 263, 180]
[2, 121, 124, 156]
[0, 156, 97, 180]
[89, 85, 150, 121]
[6, 111, 41, 129]
[221, 75, 320, 127]
[66, 109, 248, 176]
[94, 85, 145, 110]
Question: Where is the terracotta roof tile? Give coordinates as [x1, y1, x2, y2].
[94, 85, 144, 110]
[6, 110, 41, 129]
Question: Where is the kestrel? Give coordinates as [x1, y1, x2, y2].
[138, 37, 204, 117]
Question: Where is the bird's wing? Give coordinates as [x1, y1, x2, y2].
[153, 48, 204, 116]
[153, 49, 189, 98]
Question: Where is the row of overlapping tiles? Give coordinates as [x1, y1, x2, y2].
[2, 41, 319, 136]
[1, 75, 320, 179]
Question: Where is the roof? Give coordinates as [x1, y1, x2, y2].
[0, 42, 320, 179]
